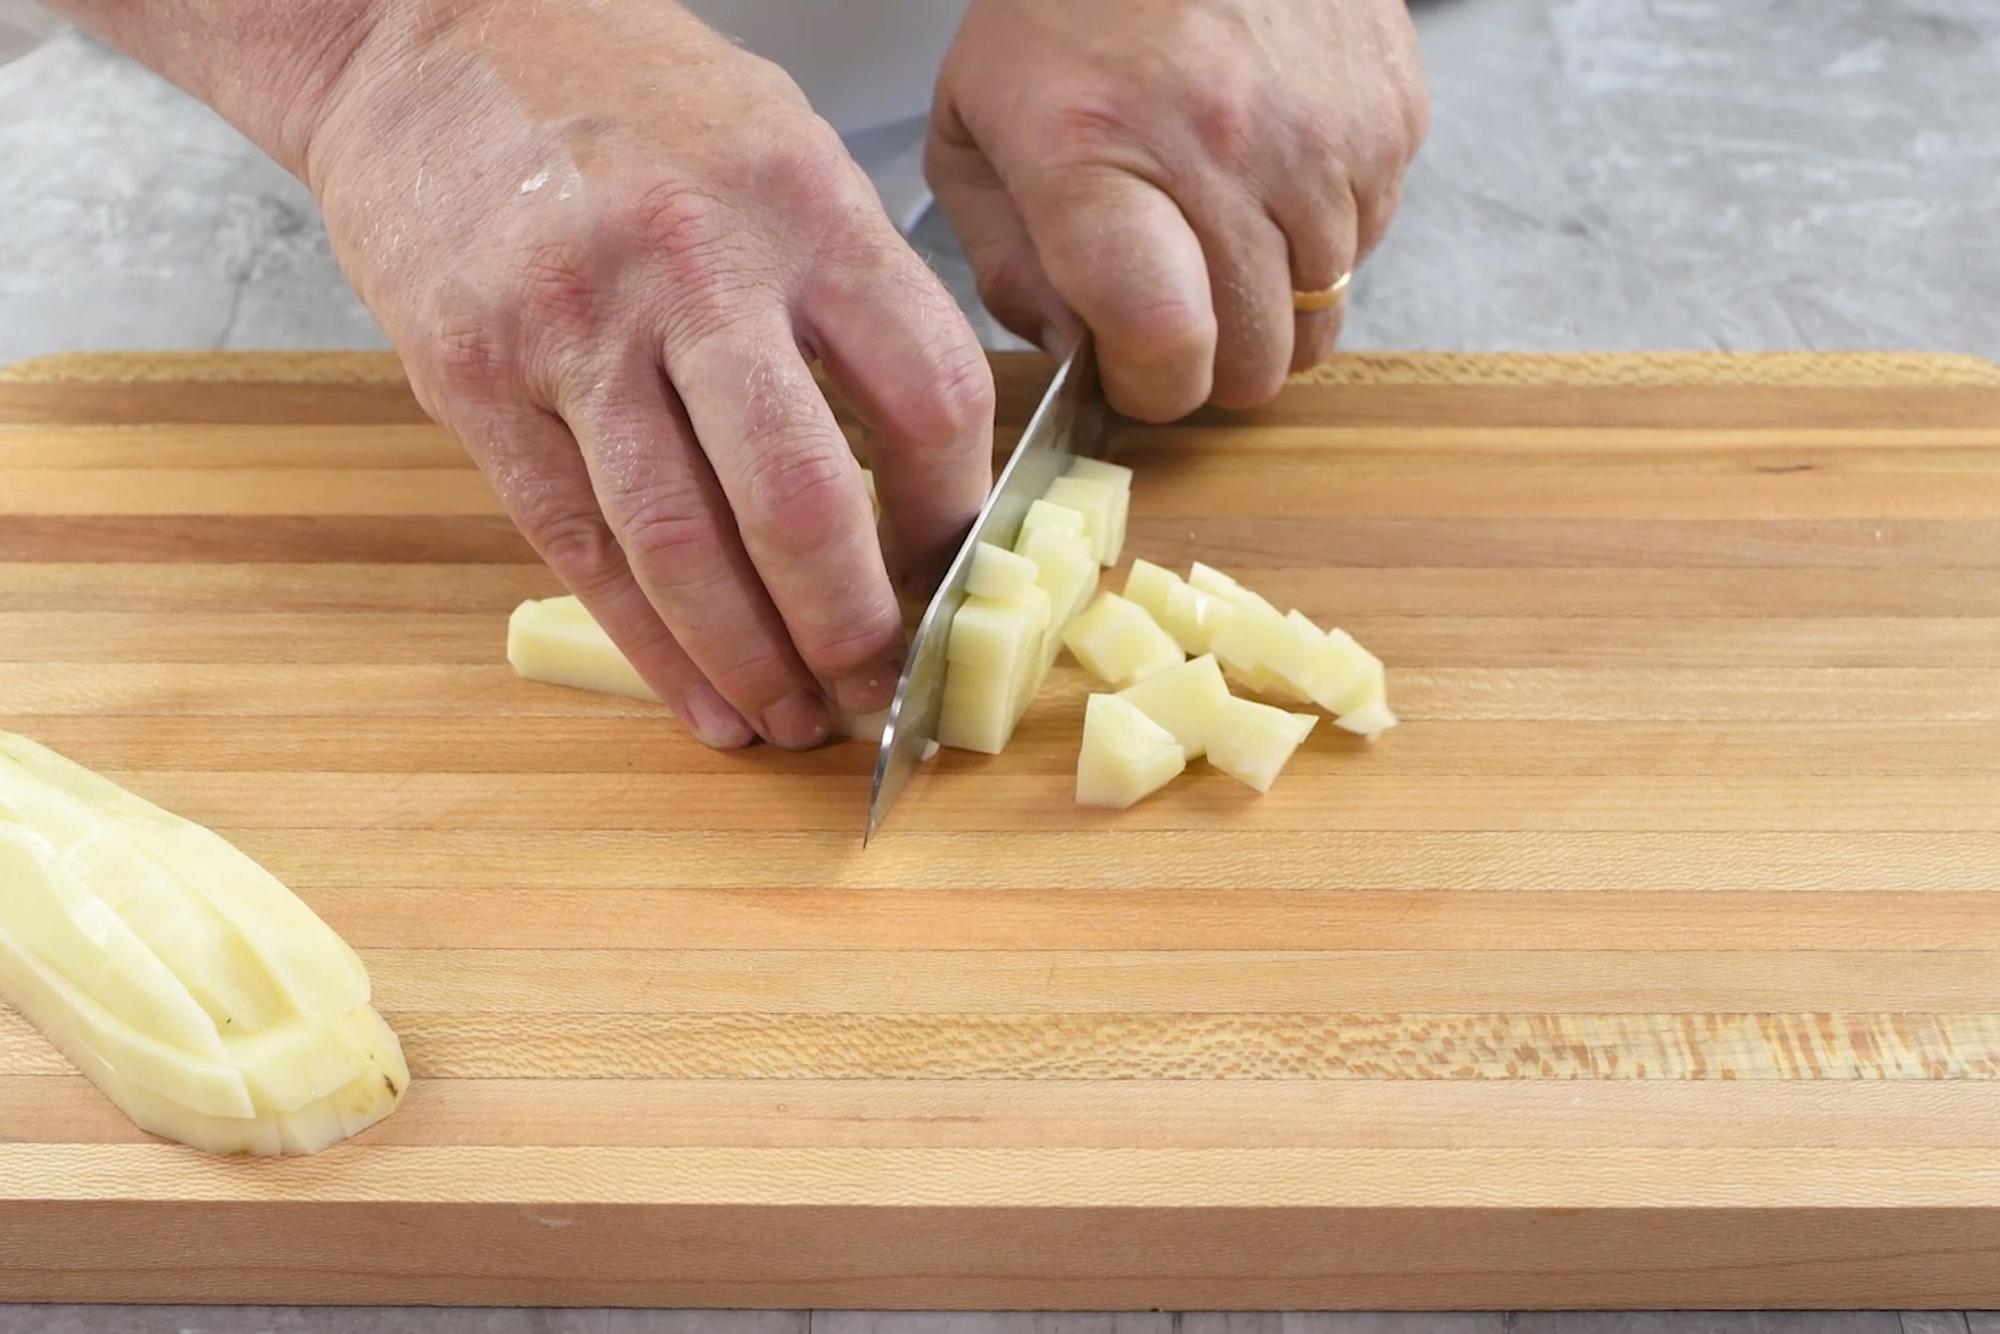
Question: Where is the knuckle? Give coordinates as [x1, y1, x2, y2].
[706, 642, 796, 700]
[740, 441, 857, 550]
[899, 339, 997, 450]
[526, 509, 625, 593]
[1185, 79, 1259, 168]
[517, 241, 603, 337]
[611, 481, 722, 578]
[1038, 93, 1146, 169]
[795, 603, 902, 677]
[430, 320, 516, 401]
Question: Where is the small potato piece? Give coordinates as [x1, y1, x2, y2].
[1161, 581, 1233, 654]
[1187, 561, 1241, 600]
[1076, 693, 1187, 809]
[944, 590, 1049, 674]
[1020, 498, 1087, 539]
[1065, 456, 1133, 491]
[1335, 694, 1399, 739]
[1065, 458, 1132, 560]
[1116, 653, 1232, 760]
[966, 541, 1040, 602]
[1123, 558, 1181, 622]
[1062, 592, 1186, 688]
[1207, 697, 1319, 794]
[1015, 525, 1100, 658]
[508, 596, 657, 702]
[1042, 475, 1124, 566]
[1207, 593, 1290, 691]
[1306, 628, 1387, 717]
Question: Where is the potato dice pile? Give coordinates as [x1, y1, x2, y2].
[934, 459, 1395, 811]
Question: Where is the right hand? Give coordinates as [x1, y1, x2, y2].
[305, 2, 996, 749]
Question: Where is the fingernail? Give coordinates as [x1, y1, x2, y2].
[833, 662, 899, 716]
[762, 689, 834, 750]
[682, 684, 755, 750]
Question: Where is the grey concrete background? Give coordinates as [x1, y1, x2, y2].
[2, 0, 1998, 1330]
[2, 0, 1997, 367]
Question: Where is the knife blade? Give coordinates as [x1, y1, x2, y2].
[863, 337, 1113, 843]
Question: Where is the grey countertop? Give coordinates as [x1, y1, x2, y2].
[2, 1, 1998, 1331]
[2, 0, 1996, 368]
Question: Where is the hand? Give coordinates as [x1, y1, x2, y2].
[927, 0, 1427, 420]
[306, 2, 995, 748]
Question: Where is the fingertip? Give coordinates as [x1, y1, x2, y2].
[682, 681, 758, 750]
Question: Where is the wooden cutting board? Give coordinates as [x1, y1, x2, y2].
[2, 348, 1999, 1310]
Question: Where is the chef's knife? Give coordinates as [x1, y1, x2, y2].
[863, 337, 1113, 843]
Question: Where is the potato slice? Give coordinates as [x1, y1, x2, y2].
[508, 595, 656, 702]
[1126, 559, 1236, 657]
[1116, 653, 1232, 760]
[1207, 697, 1319, 794]
[1076, 693, 1186, 809]
[506, 597, 887, 737]
[1335, 693, 1399, 739]
[1062, 592, 1186, 688]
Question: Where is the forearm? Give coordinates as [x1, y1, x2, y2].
[43, 0, 389, 179]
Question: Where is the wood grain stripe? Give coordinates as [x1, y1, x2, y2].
[301, 889, 2000, 953]
[11, 564, 2000, 617]
[6, 612, 1996, 669]
[15, 1077, 2000, 1149]
[4, 663, 1995, 721]
[100, 771, 2000, 833]
[216, 827, 2000, 892]
[339, 949, 2000, 1015]
[13, 717, 1998, 777]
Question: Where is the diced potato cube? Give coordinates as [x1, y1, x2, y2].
[1065, 456, 1133, 491]
[1042, 475, 1123, 566]
[966, 541, 1039, 601]
[1123, 558, 1181, 622]
[938, 664, 1016, 754]
[1160, 581, 1232, 654]
[1066, 458, 1132, 559]
[1116, 653, 1231, 759]
[1305, 628, 1386, 717]
[1207, 592, 1289, 686]
[1076, 693, 1186, 809]
[1335, 694, 1399, 739]
[1187, 561, 1241, 599]
[1207, 697, 1318, 794]
[945, 591, 1049, 673]
[1062, 592, 1186, 688]
[1020, 498, 1087, 538]
[1015, 524, 1099, 656]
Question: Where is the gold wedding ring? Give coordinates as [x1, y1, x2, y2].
[1292, 271, 1352, 314]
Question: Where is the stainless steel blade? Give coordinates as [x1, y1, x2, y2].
[862, 338, 1112, 843]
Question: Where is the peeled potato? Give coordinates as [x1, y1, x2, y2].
[1062, 592, 1186, 689]
[1207, 697, 1319, 794]
[1076, 693, 1186, 809]
[0, 732, 405, 1155]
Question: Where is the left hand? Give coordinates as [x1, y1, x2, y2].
[926, 0, 1428, 421]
